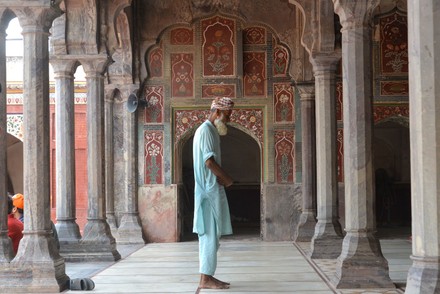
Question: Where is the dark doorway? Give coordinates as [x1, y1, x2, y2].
[181, 126, 261, 240]
[373, 120, 411, 239]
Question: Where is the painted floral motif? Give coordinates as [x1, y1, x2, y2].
[337, 129, 343, 182]
[336, 82, 343, 121]
[148, 46, 163, 78]
[171, 53, 194, 97]
[275, 130, 294, 183]
[145, 86, 164, 123]
[201, 84, 235, 99]
[174, 108, 264, 145]
[380, 11, 408, 75]
[274, 83, 294, 123]
[373, 104, 409, 123]
[144, 131, 164, 184]
[202, 16, 235, 76]
[380, 81, 409, 96]
[243, 27, 266, 45]
[273, 45, 289, 76]
[170, 28, 193, 45]
[244, 52, 266, 97]
[7, 114, 24, 140]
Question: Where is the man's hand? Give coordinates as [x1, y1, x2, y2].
[205, 157, 234, 187]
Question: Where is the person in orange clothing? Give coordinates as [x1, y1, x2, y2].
[7, 195, 23, 255]
[12, 193, 24, 222]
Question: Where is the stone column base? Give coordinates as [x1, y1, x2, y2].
[117, 213, 145, 245]
[0, 234, 69, 293]
[295, 211, 317, 242]
[0, 233, 13, 262]
[78, 219, 121, 262]
[331, 231, 395, 289]
[106, 213, 119, 238]
[55, 220, 81, 242]
[310, 221, 343, 259]
[406, 255, 440, 293]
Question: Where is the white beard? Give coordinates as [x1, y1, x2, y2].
[214, 118, 228, 136]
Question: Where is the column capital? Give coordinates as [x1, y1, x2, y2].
[14, 5, 63, 33]
[50, 58, 78, 78]
[310, 52, 341, 73]
[295, 81, 315, 100]
[333, 0, 379, 30]
[81, 55, 112, 76]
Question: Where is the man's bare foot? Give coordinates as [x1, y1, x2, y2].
[212, 276, 230, 285]
[199, 274, 230, 289]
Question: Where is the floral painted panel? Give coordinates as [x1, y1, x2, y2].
[171, 53, 194, 98]
[274, 83, 294, 123]
[202, 16, 235, 76]
[380, 10, 408, 75]
[243, 52, 266, 97]
[275, 130, 294, 183]
[148, 46, 163, 78]
[243, 27, 266, 45]
[201, 84, 235, 99]
[144, 86, 164, 123]
[273, 45, 289, 77]
[337, 129, 344, 182]
[373, 104, 409, 123]
[336, 82, 343, 121]
[380, 81, 408, 96]
[170, 27, 193, 45]
[174, 108, 264, 145]
[7, 114, 24, 140]
[144, 131, 164, 184]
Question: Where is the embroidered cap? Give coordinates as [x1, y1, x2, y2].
[211, 97, 235, 111]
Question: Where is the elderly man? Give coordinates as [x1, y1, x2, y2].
[193, 97, 234, 290]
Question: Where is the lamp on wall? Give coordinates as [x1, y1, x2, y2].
[126, 92, 148, 113]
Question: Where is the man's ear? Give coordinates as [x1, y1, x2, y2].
[12, 207, 17, 213]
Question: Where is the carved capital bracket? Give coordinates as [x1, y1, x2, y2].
[50, 57, 79, 77]
[81, 55, 112, 76]
[12, 3, 63, 33]
[333, 0, 380, 30]
[288, 0, 337, 58]
[310, 51, 341, 73]
[296, 81, 315, 101]
[104, 84, 139, 103]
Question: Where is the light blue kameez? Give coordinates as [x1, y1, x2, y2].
[193, 120, 232, 275]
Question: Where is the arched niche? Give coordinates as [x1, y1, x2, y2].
[178, 124, 262, 240]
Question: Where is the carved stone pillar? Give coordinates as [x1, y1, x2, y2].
[295, 82, 317, 242]
[0, 20, 13, 263]
[104, 88, 118, 237]
[80, 57, 120, 261]
[51, 59, 81, 244]
[117, 88, 145, 244]
[0, 6, 70, 293]
[405, 1, 440, 292]
[310, 55, 344, 259]
[332, 0, 394, 288]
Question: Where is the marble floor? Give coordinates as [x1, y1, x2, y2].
[63, 237, 411, 294]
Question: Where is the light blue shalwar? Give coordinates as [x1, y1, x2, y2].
[193, 120, 232, 276]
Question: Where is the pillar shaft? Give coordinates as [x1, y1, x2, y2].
[295, 82, 317, 242]
[117, 90, 144, 244]
[52, 60, 81, 243]
[332, 0, 394, 288]
[0, 24, 13, 262]
[406, 0, 440, 292]
[0, 6, 69, 293]
[310, 55, 343, 259]
[80, 57, 120, 262]
[104, 92, 118, 235]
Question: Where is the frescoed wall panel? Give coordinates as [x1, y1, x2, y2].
[144, 131, 164, 184]
[170, 27, 193, 45]
[148, 46, 163, 78]
[243, 26, 266, 45]
[274, 83, 294, 123]
[171, 53, 194, 98]
[144, 86, 164, 123]
[202, 16, 235, 76]
[275, 130, 294, 183]
[243, 52, 266, 97]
